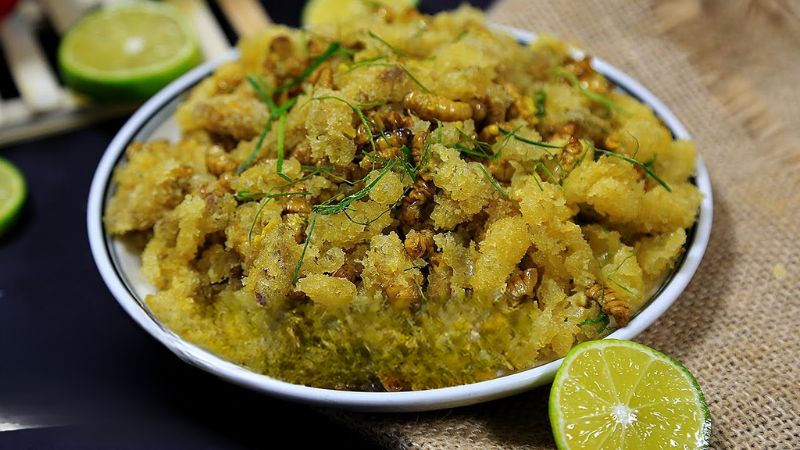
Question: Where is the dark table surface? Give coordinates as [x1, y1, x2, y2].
[0, 1, 492, 448]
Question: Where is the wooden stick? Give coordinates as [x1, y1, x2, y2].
[216, 0, 272, 37]
[0, 12, 64, 113]
[167, 0, 231, 60]
[0, 99, 136, 147]
[0, 92, 5, 128]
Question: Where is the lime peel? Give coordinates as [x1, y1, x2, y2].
[549, 339, 711, 449]
[0, 158, 27, 236]
[58, 2, 202, 101]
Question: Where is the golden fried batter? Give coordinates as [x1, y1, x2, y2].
[105, 5, 701, 390]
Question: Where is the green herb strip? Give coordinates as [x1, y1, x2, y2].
[273, 42, 342, 94]
[238, 42, 342, 175]
[610, 279, 636, 296]
[275, 113, 290, 182]
[367, 30, 409, 58]
[299, 164, 358, 186]
[340, 55, 389, 75]
[579, 312, 610, 333]
[343, 204, 394, 226]
[455, 127, 492, 151]
[594, 149, 672, 192]
[292, 160, 398, 283]
[247, 75, 275, 107]
[313, 159, 397, 215]
[235, 191, 255, 202]
[237, 165, 341, 204]
[238, 118, 272, 176]
[496, 124, 523, 155]
[610, 253, 635, 274]
[418, 139, 432, 173]
[454, 128, 497, 160]
[478, 163, 508, 197]
[555, 68, 627, 115]
[605, 253, 637, 297]
[344, 60, 431, 93]
[247, 192, 312, 242]
[498, 127, 563, 149]
[532, 174, 544, 192]
[399, 145, 417, 181]
[238, 76, 298, 176]
[396, 64, 430, 93]
[455, 144, 494, 159]
[291, 214, 317, 285]
[533, 161, 559, 186]
[534, 90, 547, 118]
[313, 96, 377, 153]
[558, 139, 592, 183]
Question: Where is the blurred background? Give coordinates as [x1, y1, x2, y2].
[0, 0, 796, 448]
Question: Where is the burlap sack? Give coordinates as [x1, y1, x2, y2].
[331, 1, 799, 448]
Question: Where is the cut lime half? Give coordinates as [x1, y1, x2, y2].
[550, 339, 711, 449]
[0, 158, 27, 236]
[302, 0, 420, 27]
[58, 2, 202, 101]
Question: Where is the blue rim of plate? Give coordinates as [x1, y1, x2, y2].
[87, 26, 713, 412]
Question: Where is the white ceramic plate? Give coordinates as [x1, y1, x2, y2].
[87, 28, 713, 412]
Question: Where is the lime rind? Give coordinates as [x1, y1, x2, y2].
[58, 2, 202, 101]
[549, 339, 711, 450]
[0, 158, 27, 236]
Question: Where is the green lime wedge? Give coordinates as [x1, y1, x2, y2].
[550, 339, 711, 449]
[58, 2, 202, 102]
[0, 158, 27, 236]
[302, 0, 419, 27]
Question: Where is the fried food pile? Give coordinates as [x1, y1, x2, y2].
[105, 6, 702, 390]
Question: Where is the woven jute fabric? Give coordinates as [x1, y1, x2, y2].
[330, 1, 800, 448]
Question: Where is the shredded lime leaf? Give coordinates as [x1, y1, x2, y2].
[292, 213, 317, 284]
[274, 42, 342, 94]
[498, 127, 562, 149]
[555, 67, 627, 115]
[594, 148, 672, 192]
[579, 313, 610, 333]
[238, 76, 298, 175]
[313, 95, 377, 153]
[478, 163, 508, 197]
[367, 30, 409, 58]
[534, 90, 546, 118]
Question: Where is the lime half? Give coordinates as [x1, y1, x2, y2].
[58, 2, 202, 101]
[302, 0, 419, 27]
[550, 339, 711, 449]
[0, 158, 26, 236]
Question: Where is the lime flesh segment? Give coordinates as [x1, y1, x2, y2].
[0, 158, 27, 236]
[303, 0, 419, 27]
[58, 2, 202, 101]
[550, 340, 711, 449]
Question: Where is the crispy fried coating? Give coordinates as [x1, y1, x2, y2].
[105, 6, 702, 391]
